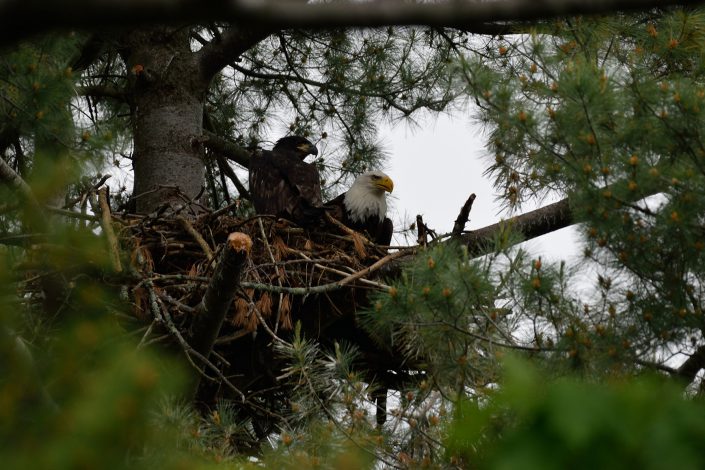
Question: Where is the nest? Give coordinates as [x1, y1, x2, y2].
[124, 212, 391, 342]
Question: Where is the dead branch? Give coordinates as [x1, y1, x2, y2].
[462, 198, 572, 256]
[452, 193, 476, 239]
[0, 155, 43, 222]
[98, 187, 123, 272]
[191, 232, 252, 369]
[215, 153, 250, 200]
[198, 131, 252, 169]
[676, 345, 705, 384]
[257, 217, 286, 333]
[177, 215, 214, 261]
[326, 213, 369, 258]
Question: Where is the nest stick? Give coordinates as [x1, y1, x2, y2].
[257, 217, 285, 333]
[98, 187, 122, 272]
[177, 215, 214, 260]
[325, 213, 369, 257]
[192, 232, 252, 372]
[289, 248, 388, 289]
[337, 249, 411, 288]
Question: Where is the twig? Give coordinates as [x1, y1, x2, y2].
[136, 248, 247, 402]
[452, 193, 476, 239]
[215, 152, 251, 199]
[0, 155, 40, 208]
[136, 321, 156, 349]
[98, 187, 122, 272]
[257, 217, 286, 334]
[63, 174, 111, 209]
[177, 215, 214, 261]
[251, 299, 291, 347]
[240, 249, 411, 295]
[289, 248, 389, 289]
[46, 206, 100, 221]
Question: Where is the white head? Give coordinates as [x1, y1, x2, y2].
[343, 171, 394, 223]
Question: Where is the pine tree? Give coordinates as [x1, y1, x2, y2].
[2, 4, 705, 469]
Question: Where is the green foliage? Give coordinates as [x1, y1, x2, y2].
[210, 26, 459, 195]
[365, 241, 504, 393]
[4, 6, 705, 469]
[462, 8, 705, 370]
[448, 358, 705, 470]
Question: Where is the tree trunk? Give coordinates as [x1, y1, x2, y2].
[125, 27, 208, 214]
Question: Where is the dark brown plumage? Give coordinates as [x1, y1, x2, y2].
[327, 171, 394, 246]
[249, 136, 324, 226]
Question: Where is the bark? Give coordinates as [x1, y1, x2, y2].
[122, 26, 273, 214]
[463, 198, 572, 256]
[124, 27, 208, 213]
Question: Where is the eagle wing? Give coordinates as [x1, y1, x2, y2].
[249, 151, 323, 224]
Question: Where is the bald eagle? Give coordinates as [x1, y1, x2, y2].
[249, 136, 324, 226]
[327, 171, 394, 245]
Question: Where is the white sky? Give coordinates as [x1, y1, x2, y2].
[383, 112, 582, 263]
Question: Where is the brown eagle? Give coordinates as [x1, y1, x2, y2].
[249, 136, 324, 226]
[327, 171, 394, 245]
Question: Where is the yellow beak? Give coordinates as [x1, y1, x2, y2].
[376, 176, 394, 193]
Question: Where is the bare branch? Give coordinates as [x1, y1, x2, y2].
[177, 215, 214, 261]
[199, 130, 252, 168]
[98, 187, 123, 272]
[76, 85, 127, 101]
[190, 232, 252, 370]
[0, 156, 41, 211]
[463, 198, 572, 256]
[452, 193, 476, 239]
[197, 27, 276, 81]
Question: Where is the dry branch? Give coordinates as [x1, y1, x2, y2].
[177, 215, 214, 261]
[452, 193, 476, 239]
[98, 187, 122, 272]
[199, 130, 252, 168]
[0, 156, 44, 228]
[462, 198, 572, 257]
[191, 232, 252, 367]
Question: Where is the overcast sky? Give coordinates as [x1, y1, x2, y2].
[383, 112, 582, 263]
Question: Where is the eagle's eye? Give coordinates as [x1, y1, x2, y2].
[370, 175, 380, 180]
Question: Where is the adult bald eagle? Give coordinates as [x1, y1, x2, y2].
[249, 136, 324, 226]
[327, 171, 394, 246]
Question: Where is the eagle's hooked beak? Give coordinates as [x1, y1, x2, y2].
[376, 176, 394, 193]
[298, 143, 318, 156]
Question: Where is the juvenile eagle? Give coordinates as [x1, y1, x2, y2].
[249, 136, 324, 225]
[327, 171, 394, 245]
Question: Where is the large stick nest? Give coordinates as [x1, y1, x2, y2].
[121, 212, 402, 403]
